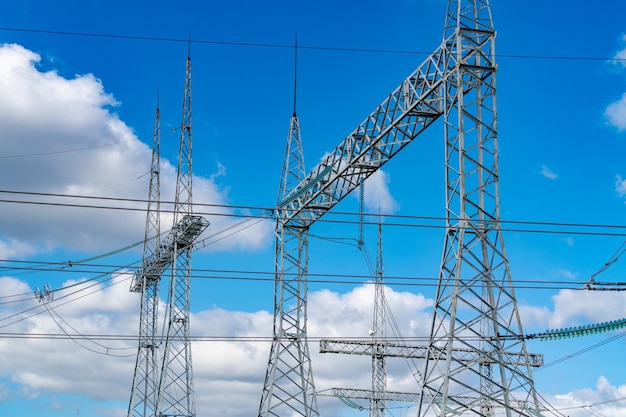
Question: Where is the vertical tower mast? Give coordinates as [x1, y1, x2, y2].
[157, 50, 209, 417]
[259, 37, 319, 417]
[370, 222, 387, 417]
[419, 1, 541, 415]
[128, 102, 162, 417]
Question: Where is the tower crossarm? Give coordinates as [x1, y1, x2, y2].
[321, 388, 421, 403]
[319, 339, 543, 367]
[277, 41, 450, 225]
[130, 214, 209, 292]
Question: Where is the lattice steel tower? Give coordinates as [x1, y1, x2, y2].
[259, 38, 319, 417]
[418, 1, 541, 415]
[128, 102, 162, 417]
[128, 53, 209, 417]
[157, 52, 209, 417]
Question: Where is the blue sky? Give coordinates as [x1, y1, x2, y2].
[1, 0, 626, 416]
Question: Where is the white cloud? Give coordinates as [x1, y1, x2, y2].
[0, 43, 272, 257]
[548, 289, 626, 329]
[615, 174, 626, 197]
[612, 34, 626, 68]
[0, 276, 431, 417]
[364, 170, 399, 214]
[545, 376, 626, 417]
[553, 268, 578, 280]
[605, 36, 626, 131]
[3, 271, 626, 417]
[540, 164, 558, 180]
[605, 93, 626, 132]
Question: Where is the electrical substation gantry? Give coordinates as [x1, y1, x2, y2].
[259, 1, 543, 416]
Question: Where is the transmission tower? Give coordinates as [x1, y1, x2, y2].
[128, 102, 162, 417]
[128, 53, 208, 417]
[417, 1, 542, 416]
[259, 37, 319, 417]
[157, 52, 210, 417]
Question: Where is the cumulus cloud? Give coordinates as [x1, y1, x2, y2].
[0, 275, 432, 417]
[0, 43, 272, 257]
[3, 270, 626, 417]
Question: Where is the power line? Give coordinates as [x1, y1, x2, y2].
[0, 26, 624, 63]
[2, 189, 626, 237]
[0, 259, 607, 290]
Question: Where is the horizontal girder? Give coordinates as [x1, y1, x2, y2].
[277, 39, 453, 226]
[321, 388, 420, 403]
[130, 214, 209, 292]
[319, 339, 543, 367]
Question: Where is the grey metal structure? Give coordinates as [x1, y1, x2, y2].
[128, 54, 209, 417]
[418, 1, 542, 415]
[260, 1, 542, 416]
[156, 54, 209, 417]
[319, 224, 404, 417]
[128, 104, 162, 417]
[259, 38, 320, 417]
[371, 224, 387, 417]
[260, 9, 449, 417]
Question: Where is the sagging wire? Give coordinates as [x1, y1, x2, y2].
[39, 295, 135, 357]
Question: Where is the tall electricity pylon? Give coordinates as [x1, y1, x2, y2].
[259, 38, 319, 417]
[128, 53, 209, 417]
[418, 1, 542, 415]
[128, 103, 162, 417]
[157, 53, 209, 417]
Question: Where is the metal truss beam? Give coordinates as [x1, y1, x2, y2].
[323, 388, 421, 403]
[320, 340, 543, 367]
[277, 44, 448, 225]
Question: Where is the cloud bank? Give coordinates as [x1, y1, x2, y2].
[0, 43, 272, 258]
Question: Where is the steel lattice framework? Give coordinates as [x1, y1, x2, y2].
[128, 105, 162, 417]
[259, 43, 320, 415]
[260, 11, 448, 417]
[418, 1, 541, 416]
[128, 55, 209, 417]
[260, 1, 541, 417]
[371, 224, 387, 417]
[157, 55, 209, 417]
